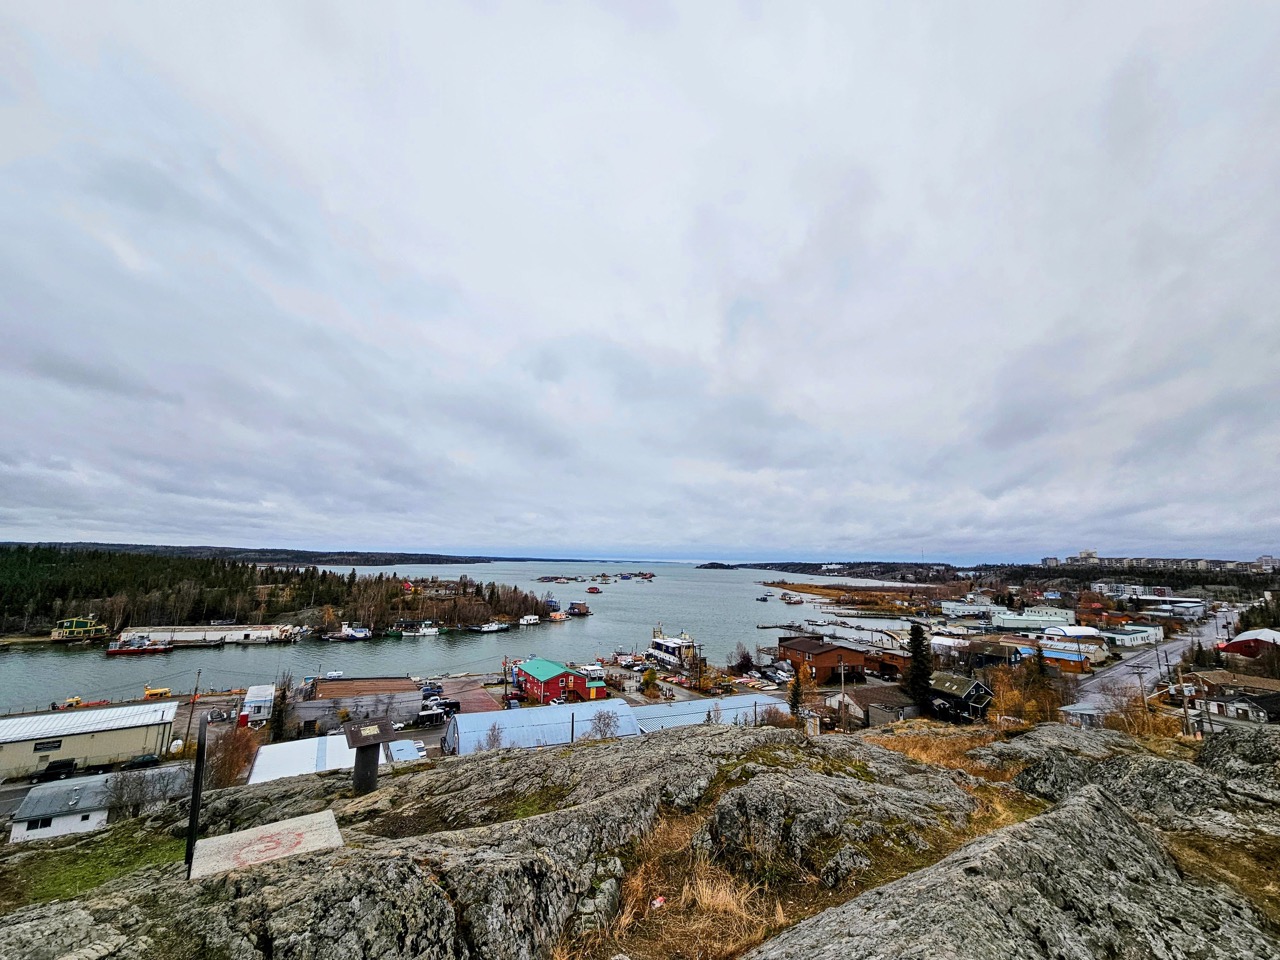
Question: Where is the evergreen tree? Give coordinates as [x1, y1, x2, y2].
[903, 623, 934, 713]
[788, 674, 803, 717]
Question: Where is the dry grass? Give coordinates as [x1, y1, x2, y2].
[565, 815, 798, 960]
[864, 722, 1020, 781]
[1165, 831, 1280, 928]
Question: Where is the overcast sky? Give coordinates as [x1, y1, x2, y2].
[1, 2, 1278, 563]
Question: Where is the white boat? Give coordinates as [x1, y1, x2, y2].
[519, 614, 540, 626]
[647, 624, 699, 667]
[468, 622, 509, 633]
[328, 621, 372, 641]
[403, 622, 440, 637]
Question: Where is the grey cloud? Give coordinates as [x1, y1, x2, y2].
[1, 4, 1279, 561]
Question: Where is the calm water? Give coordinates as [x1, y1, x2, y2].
[0, 561, 904, 714]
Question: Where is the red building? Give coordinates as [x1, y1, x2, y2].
[513, 657, 608, 704]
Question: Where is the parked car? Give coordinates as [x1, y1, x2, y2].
[29, 759, 77, 784]
[120, 754, 160, 771]
[549, 697, 566, 706]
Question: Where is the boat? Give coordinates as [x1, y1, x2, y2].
[567, 602, 592, 617]
[519, 614, 540, 626]
[394, 620, 440, 637]
[106, 635, 174, 656]
[756, 595, 769, 602]
[51, 616, 111, 643]
[548, 611, 569, 622]
[467, 622, 510, 633]
[326, 621, 372, 641]
[781, 594, 804, 605]
[647, 624, 699, 667]
[587, 586, 602, 594]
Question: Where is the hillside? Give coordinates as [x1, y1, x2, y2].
[1, 722, 1278, 959]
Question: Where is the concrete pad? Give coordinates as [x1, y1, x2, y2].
[190, 810, 343, 880]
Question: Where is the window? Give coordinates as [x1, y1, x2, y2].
[559, 677, 567, 687]
[80, 814, 90, 822]
[26, 817, 52, 830]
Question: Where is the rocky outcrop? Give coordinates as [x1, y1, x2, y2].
[692, 736, 979, 887]
[1, 725, 948, 960]
[2, 723, 1278, 960]
[744, 787, 1277, 960]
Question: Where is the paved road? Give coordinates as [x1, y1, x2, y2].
[0, 781, 33, 825]
[1074, 608, 1237, 708]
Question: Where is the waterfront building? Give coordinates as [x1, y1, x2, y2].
[0, 703, 177, 782]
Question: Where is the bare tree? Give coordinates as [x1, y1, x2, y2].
[587, 710, 620, 739]
[482, 722, 504, 751]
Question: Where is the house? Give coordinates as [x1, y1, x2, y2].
[823, 686, 917, 728]
[992, 612, 1073, 632]
[238, 684, 276, 727]
[9, 766, 190, 844]
[513, 657, 610, 704]
[50, 617, 110, 642]
[1058, 702, 1105, 729]
[1015, 646, 1092, 675]
[1192, 692, 1280, 728]
[929, 672, 993, 722]
[0, 703, 177, 783]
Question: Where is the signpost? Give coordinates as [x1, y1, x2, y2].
[341, 717, 398, 794]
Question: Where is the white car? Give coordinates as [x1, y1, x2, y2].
[549, 697, 566, 706]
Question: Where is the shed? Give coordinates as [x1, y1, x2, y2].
[443, 700, 639, 756]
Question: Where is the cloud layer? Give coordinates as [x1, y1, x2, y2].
[2, 2, 1278, 562]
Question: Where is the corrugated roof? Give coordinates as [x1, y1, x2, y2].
[14, 766, 190, 820]
[516, 657, 580, 683]
[0, 703, 178, 745]
[633, 694, 782, 733]
[248, 736, 423, 785]
[446, 699, 638, 755]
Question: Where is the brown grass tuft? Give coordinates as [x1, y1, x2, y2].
[865, 722, 1019, 781]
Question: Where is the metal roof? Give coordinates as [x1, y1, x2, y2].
[930, 672, 988, 697]
[632, 694, 782, 734]
[1017, 646, 1087, 662]
[515, 657, 580, 683]
[445, 699, 638, 755]
[14, 766, 190, 820]
[0, 703, 178, 745]
[244, 685, 276, 705]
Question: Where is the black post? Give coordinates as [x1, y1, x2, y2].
[184, 713, 208, 878]
[352, 744, 380, 795]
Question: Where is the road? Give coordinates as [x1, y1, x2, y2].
[1074, 607, 1237, 708]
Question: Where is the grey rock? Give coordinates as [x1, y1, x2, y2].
[744, 787, 1279, 960]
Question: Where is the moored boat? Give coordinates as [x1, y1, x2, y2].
[567, 602, 592, 617]
[586, 586, 602, 594]
[519, 614, 540, 626]
[325, 621, 372, 641]
[467, 621, 510, 633]
[548, 611, 569, 622]
[647, 624, 698, 667]
[106, 635, 174, 656]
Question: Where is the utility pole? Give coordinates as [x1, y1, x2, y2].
[183, 669, 202, 747]
[838, 654, 846, 732]
[1177, 666, 1192, 737]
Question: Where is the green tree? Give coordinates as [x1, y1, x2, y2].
[903, 623, 934, 713]
[788, 675, 803, 717]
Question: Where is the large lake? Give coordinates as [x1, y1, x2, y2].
[0, 561, 907, 714]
